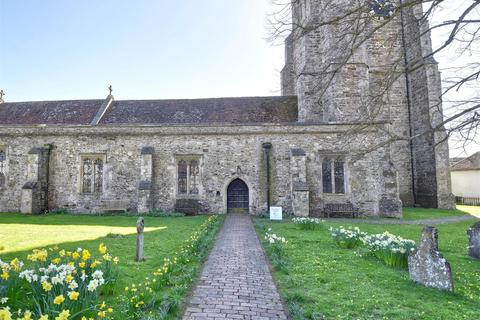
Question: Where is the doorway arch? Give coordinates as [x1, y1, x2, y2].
[227, 178, 249, 213]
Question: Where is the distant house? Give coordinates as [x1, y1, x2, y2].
[450, 152, 480, 205]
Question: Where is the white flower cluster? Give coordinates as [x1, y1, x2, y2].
[329, 226, 367, 239]
[265, 228, 287, 245]
[292, 217, 324, 224]
[362, 232, 416, 254]
[17, 260, 105, 293]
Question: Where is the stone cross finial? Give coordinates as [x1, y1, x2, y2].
[0, 89, 4, 103]
[108, 85, 113, 96]
[135, 217, 145, 262]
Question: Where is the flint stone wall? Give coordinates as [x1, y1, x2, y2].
[0, 124, 401, 217]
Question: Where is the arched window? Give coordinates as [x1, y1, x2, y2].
[81, 155, 105, 194]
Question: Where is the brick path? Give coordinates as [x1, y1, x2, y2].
[183, 214, 288, 320]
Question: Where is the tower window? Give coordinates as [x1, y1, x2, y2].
[0, 148, 6, 188]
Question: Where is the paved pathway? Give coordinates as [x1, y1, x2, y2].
[183, 214, 287, 320]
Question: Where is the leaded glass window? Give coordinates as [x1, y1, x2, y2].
[81, 155, 104, 194]
[189, 160, 199, 195]
[177, 157, 201, 196]
[322, 158, 332, 193]
[178, 160, 188, 194]
[322, 156, 346, 194]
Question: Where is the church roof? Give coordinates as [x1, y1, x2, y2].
[0, 96, 298, 125]
[0, 100, 104, 125]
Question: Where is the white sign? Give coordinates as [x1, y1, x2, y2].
[269, 206, 283, 221]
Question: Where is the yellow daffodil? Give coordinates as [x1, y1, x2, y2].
[78, 262, 85, 268]
[71, 252, 80, 260]
[52, 258, 61, 265]
[59, 249, 66, 257]
[98, 243, 107, 254]
[53, 295, 65, 305]
[0, 308, 12, 320]
[82, 249, 91, 261]
[22, 310, 31, 320]
[41, 281, 52, 292]
[0, 272, 9, 280]
[113, 257, 119, 264]
[55, 310, 70, 320]
[65, 275, 73, 283]
[68, 291, 79, 301]
[39, 315, 48, 320]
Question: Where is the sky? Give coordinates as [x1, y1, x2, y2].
[0, 0, 284, 101]
[0, 0, 478, 156]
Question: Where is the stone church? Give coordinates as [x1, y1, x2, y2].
[0, 1, 454, 217]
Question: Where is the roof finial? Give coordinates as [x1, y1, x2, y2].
[0, 89, 4, 104]
[108, 85, 113, 96]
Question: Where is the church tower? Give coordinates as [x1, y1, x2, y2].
[281, 0, 454, 209]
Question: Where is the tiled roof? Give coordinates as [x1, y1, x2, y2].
[0, 96, 298, 125]
[0, 100, 104, 125]
[99, 96, 298, 125]
[450, 152, 480, 171]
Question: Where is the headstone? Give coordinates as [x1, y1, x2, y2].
[408, 226, 453, 291]
[270, 206, 283, 221]
[467, 221, 480, 259]
[135, 217, 145, 262]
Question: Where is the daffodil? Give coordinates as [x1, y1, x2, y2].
[53, 295, 65, 305]
[0, 308, 12, 320]
[68, 291, 79, 301]
[55, 310, 70, 320]
[41, 281, 52, 292]
[98, 243, 107, 255]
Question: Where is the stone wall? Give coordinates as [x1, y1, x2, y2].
[0, 124, 401, 217]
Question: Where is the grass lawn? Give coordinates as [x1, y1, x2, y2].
[0, 213, 212, 316]
[256, 215, 480, 319]
[402, 205, 479, 220]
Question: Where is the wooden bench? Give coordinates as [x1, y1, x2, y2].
[101, 200, 129, 213]
[324, 202, 358, 218]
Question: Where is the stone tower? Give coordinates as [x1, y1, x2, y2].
[281, 0, 454, 209]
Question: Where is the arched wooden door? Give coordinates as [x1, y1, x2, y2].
[227, 179, 249, 213]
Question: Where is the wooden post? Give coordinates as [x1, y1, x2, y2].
[136, 217, 145, 262]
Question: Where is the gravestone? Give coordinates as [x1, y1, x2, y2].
[408, 226, 453, 291]
[467, 221, 480, 259]
[136, 217, 145, 262]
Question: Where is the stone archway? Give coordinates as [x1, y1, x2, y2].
[227, 178, 249, 214]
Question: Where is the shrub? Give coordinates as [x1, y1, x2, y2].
[0, 244, 119, 319]
[292, 217, 325, 230]
[362, 232, 416, 268]
[329, 226, 367, 249]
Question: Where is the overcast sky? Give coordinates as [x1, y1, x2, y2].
[0, 0, 478, 156]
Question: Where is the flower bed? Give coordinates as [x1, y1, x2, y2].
[120, 215, 221, 319]
[292, 217, 325, 230]
[329, 226, 367, 249]
[362, 232, 416, 268]
[0, 244, 119, 319]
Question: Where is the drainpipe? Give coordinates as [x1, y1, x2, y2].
[43, 143, 53, 213]
[262, 142, 272, 214]
[399, 0, 417, 206]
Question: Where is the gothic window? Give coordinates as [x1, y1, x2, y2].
[81, 155, 104, 194]
[177, 157, 201, 196]
[0, 148, 5, 188]
[322, 156, 346, 194]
